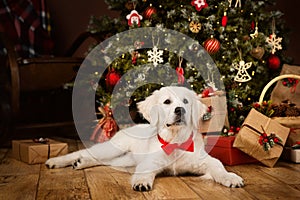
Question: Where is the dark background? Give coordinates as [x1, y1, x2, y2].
[47, 0, 300, 64]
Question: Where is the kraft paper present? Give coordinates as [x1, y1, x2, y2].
[233, 108, 290, 167]
[205, 136, 258, 166]
[12, 139, 68, 164]
[200, 94, 228, 133]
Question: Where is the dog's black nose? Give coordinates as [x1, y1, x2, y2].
[175, 107, 186, 116]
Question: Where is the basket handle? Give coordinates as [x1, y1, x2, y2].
[258, 74, 300, 104]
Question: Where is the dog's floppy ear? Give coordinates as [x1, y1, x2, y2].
[137, 90, 162, 126]
[191, 94, 207, 130]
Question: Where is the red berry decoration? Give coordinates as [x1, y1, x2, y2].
[144, 6, 157, 19]
[105, 68, 121, 89]
[267, 54, 281, 70]
[203, 37, 220, 54]
[259, 126, 283, 151]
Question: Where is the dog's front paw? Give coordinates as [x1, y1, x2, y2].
[221, 172, 244, 188]
[72, 158, 82, 169]
[45, 157, 62, 169]
[133, 183, 152, 192]
[131, 174, 154, 192]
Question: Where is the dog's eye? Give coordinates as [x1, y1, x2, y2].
[164, 99, 171, 104]
[183, 98, 189, 104]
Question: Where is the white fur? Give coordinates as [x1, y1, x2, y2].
[45, 86, 243, 191]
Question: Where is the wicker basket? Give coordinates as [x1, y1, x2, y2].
[259, 74, 300, 128]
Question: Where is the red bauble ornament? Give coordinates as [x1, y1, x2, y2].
[144, 6, 157, 19]
[105, 68, 121, 88]
[267, 54, 281, 70]
[203, 37, 220, 54]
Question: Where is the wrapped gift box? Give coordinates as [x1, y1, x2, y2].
[12, 139, 68, 164]
[281, 147, 300, 163]
[200, 94, 228, 133]
[233, 108, 290, 167]
[205, 136, 258, 166]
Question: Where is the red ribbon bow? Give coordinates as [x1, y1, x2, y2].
[157, 133, 194, 155]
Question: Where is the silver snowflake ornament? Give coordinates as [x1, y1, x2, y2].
[147, 46, 163, 66]
[266, 33, 282, 54]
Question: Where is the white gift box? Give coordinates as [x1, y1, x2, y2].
[282, 147, 300, 163]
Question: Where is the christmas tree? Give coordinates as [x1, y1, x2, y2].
[85, 0, 290, 128]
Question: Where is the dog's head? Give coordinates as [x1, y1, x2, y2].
[137, 86, 207, 130]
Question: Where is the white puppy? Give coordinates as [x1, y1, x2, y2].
[46, 86, 244, 191]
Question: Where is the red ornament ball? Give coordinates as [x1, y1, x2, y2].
[105, 68, 121, 88]
[203, 38, 220, 54]
[267, 54, 281, 70]
[143, 6, 157, 19]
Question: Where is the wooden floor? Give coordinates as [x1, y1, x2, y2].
[1, 137, 300, 200]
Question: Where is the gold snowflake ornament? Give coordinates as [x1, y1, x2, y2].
[266, 33, 282, 54]
[189, 21, 201, 33]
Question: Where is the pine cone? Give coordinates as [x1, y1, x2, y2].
[275, 103, 289, 117]
[285, 106, 300, 117]
[271, 104, 281, 117]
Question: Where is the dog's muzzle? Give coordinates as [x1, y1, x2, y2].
[167, 107, 186, 127]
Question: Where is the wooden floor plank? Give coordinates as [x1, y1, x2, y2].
[0, 174, 39, 199]
[38, 166, 90, 200]
[244, 184, 300, 200]
[109, 171, 147, 200]
[226, 164, 282, 185]
[0, 150, 40, 175]
[180, 176, 255, 200]
[144, 176, 200, 200]
[227, 163, 300, 199]
[1, 138, 300, 199]
[292, 185, 300, 191]
[85, 166, 136, 200]
[258, 162, 300, 185]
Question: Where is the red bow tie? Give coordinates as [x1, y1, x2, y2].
[157, 133, 194, 155]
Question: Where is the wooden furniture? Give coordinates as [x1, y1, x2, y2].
[0, 31, 99, 141]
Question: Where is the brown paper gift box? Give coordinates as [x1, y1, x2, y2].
[233, 108, 290, 167]
[12, 139, 68, 164]
[200, 94, 228, 133]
